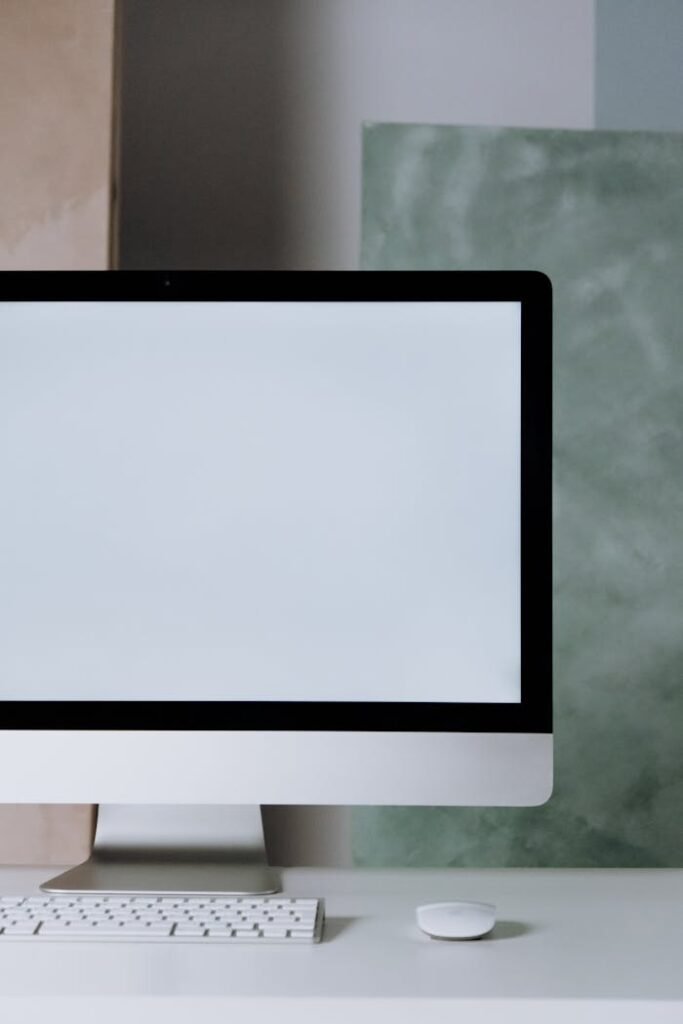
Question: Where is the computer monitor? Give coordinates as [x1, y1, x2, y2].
[0, 271, 552, 895]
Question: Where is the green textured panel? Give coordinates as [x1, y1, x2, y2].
[356, 123, 683, 867]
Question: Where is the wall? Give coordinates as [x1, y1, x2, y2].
[0, 0, 115, 863]
[118, 0, 594, 271]
[5, 0, 682, 869]
[354, 0, 683, 866]
[113, 0, 595, 866]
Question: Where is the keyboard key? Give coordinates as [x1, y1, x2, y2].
[1, 923, 39, 935]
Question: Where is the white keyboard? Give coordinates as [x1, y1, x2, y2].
[0, 894, 324, 943]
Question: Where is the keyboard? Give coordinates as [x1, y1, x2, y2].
[0, 894, 324, 943]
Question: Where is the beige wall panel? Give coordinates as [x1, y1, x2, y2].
[0, 0, 115, 862]
[0, 805, 95, 866]
[0, 0, 115, 268]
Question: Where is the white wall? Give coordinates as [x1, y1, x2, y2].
[119, 0, 595, 271]
[117, 0, 595, 866]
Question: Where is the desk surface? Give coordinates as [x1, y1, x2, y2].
[0, 866, 681, 1017]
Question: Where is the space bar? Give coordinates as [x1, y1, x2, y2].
[39, 924, 172, 936]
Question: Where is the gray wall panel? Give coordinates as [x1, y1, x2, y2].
[596, 0, 683, 130]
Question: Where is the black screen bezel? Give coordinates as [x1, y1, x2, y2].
[0, 270, 552, 733]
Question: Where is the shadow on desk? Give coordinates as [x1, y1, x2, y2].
[322, 917, 533, 943]
[489, 921, 533, 941]
[323, 917, 356, 941]
[416, 921, 533, 943]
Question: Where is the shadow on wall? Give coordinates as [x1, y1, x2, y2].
[119, 0, 295, 269]
[118, 0, 595, 271]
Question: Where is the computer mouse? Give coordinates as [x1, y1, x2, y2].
[416, 900, 496, 940]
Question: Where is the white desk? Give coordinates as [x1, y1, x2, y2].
[0, 866, 680, 1022]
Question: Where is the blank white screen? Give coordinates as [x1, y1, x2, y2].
[0, 301, 520, 702]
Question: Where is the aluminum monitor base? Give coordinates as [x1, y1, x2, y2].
[41, 805, 280, 896]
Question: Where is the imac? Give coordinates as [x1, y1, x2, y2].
[0, 271, 552, 895]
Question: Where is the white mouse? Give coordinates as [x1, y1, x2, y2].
[416, 901, 496, 940]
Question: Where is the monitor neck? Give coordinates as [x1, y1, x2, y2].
[40, 805, 279, 896]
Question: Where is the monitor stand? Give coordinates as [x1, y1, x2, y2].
[40, 805, 280, 896]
